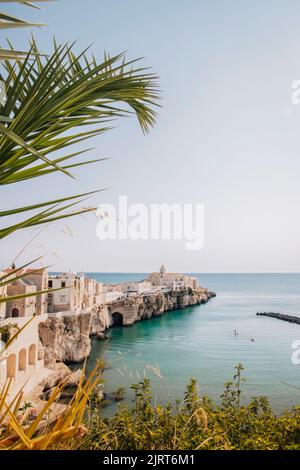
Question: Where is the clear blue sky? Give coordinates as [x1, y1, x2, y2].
[1, 0, 300, 273]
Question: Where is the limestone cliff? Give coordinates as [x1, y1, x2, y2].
[89, 305, 110, 335]
[108, 289, 215, 326]
[39, 289, 216, 366]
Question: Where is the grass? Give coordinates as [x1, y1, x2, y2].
[0, 323, 101, 450]
[1, 360, 300, 450]
[0, 368, 101, 450]
[79, 364, 300, 451]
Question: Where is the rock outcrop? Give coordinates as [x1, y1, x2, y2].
[89, 305, 110, 336]
[38, 313, 91, 368]
[39, 289, 216, 366]
[39, 363, 82, 401]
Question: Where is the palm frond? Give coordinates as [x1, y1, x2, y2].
[0, 264, 50, 287]
[0, 189, 103, 217]
[0, 1, 53, 59]
[0, 39, 159, 182]
[0, 39, 159, 237]
[0, 256, 42, 281]
[0, 286, 66, 303]
[0, 190, 105, 238]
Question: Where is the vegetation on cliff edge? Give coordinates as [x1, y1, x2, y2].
[79, 364, 300, 451]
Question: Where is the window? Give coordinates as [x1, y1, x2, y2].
[29, 344, 37, 365]
[19, 349, 27, 371]
[7, 354, 16, 379]
[48, 280, 53, 288]
[11, 307, 20, 318]
[61, 282, 66, 288]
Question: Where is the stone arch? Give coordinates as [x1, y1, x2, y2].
[7, 354, 16, 379]
[111, 312, 124, 327]
[29, 344, 37, 365]
[19, 348, 27, 372]
[11, 307, 20, 318]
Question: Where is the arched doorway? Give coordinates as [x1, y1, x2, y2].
[7, 354, 16, 379]
[29, 344, 37, 365]
[11, 307, 20, 318]
[111, 312, 124, 327]
[19, 349, 27, 372]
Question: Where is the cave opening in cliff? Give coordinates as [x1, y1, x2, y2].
[111, 312, 124, 327]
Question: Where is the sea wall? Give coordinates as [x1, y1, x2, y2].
[39, 289, 216, 366]
[257, 312, 300, 325]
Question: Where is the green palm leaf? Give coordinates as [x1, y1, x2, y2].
[0, 256, 42, 282]
[0, 1, 52, 59]
[0, 39, 159, 237]
[0, 287, 65, 304]
[0, 40, 159, 179]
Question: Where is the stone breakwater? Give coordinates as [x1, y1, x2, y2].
[257, 312, 300, 325]
[39, 288, 216, 367]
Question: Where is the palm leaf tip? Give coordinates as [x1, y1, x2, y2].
[0, 0, 52, 57]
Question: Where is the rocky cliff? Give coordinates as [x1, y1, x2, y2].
[39, 289, 215, 367]
[38, 313, 92, 368]
[108, 289, 215, 326]
[89, 305, 110, 336]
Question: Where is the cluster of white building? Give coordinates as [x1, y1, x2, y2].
[1, 265, 200, 321]
[46, 274, 153, 313]
[0, 264, 199, 400]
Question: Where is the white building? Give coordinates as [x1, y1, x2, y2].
[147, 265, 200, 291]
[122, 281, 153, 297]
[3, 267, 49, 318]
[83, 277, 97, 310]
[94, 282, 106, 306]
[24, 268, 49, 315]
[6, 279, 37, 318]
[103, 284, 124, 304]
[47, 272, 85, 313]
[0, 267, 51, 401]
[0, 316, 48, 401]
[0, 271, 7, 319]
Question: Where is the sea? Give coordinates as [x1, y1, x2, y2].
[83, 273, 300, 415]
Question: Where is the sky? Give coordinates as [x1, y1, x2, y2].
[1, 0, 300, 273]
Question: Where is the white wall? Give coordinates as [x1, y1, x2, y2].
[0, 315, 47, 399]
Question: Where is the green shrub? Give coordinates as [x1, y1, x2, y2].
[81, 364, 300, 451]
[0, 323, 18, 343]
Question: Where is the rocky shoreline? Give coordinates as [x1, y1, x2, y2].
[257, 312, 300, 325]
[39, 288, 216, 367]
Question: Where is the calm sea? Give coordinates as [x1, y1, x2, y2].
[85, 273, 300, 414]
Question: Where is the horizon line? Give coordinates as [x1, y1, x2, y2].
[49, 271, 300, 275]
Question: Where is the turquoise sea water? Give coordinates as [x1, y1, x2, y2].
[85, 273, 300, 414]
